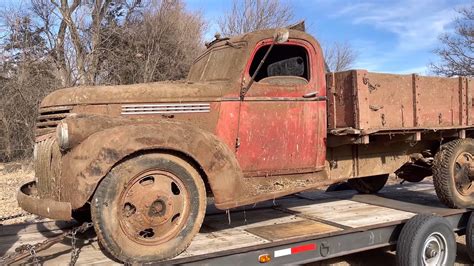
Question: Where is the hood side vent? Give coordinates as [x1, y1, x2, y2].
[122, 103, 210, 115]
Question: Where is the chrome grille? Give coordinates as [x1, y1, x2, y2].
[36, 106, 72, 136]
[35, 136, 62, 200]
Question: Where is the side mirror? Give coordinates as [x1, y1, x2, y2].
[274, 28, 289, 44]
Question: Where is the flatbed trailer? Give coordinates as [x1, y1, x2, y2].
[2, 181, 473, 265]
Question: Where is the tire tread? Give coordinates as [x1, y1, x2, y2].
[91, 153, 206, 263]
[433, 139, 471, 208]
[397, 214, 455, 266]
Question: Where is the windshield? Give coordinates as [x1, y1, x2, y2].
[187, 42, 247, 82]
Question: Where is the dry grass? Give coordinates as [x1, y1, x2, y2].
[0, 162, 37, 224]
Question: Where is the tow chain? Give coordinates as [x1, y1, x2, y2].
[0, 212, 31, 223]
[0, 222, 93, 265]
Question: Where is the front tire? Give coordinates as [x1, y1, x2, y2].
[433, 139, 474, 208]
[91, 153, 206, 263]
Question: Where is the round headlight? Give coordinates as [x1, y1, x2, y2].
[56, 121, 69, 150]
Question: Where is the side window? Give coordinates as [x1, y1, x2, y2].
[249, 44, 310, 85]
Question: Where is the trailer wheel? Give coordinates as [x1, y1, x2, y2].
[433, 139, 474, 208]
[91, 153, 206, 263]
[347, 174, 388, 194]
[396, 214, 456, 266]
[466, 212, 474, 262]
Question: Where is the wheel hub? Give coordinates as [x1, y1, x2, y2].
[148, 199, 166, 217]
[118, 170, 190, 245]
[425, 245, 438, 258]
[454, 152, 474, 195]
[422, 232, 447, 265]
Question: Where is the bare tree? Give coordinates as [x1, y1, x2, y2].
[0, 14, 60, 160]
[324, 41, 358, 72]
[218, 0, 293, 36]
[99, 0, 206, 84]
[0, 0, 205, 161]
[32, 0, 114, 86]
[430, 4, 473, 77]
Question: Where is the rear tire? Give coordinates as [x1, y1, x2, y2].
[433, 139, 474, 208]
[396, 214, 456, 266]
[347, 174, 389, 194]
[466, 212, 474, 262]
[91, 153, 206, 263]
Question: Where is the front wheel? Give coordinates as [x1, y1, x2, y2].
[91, 153, 206, 263]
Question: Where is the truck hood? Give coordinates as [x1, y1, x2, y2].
[41, 81, 227, 107]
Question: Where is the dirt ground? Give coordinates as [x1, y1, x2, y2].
[0, 164, 472, 264]
[0, 162, 38, 224]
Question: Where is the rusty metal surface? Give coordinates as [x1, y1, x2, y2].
[35, 106, 72, 136]
[35, 136, 62, 200]
[118, 169, 191, 246]
[327, 70, 474, 132]
[59, 121, 245, 209]
[40, 81, 225, 108]
[17, 181, 71, 220]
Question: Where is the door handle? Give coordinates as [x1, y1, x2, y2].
[303, 91, 327, 101]
[303, 91, 318, 98]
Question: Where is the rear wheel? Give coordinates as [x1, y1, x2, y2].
[433, 139, 474, 208]
[347, 174, 389, 194]
[466, 212, 474, 262]
[91, 153, 206, 263]
[396, 214, 455, 266]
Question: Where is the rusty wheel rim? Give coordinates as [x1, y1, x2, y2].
[118, 169, 190, 246]
[454, 152, 474, 196]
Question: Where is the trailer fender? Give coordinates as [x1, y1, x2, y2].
[60, 123, 244, 209]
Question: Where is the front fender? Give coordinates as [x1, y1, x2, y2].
[60, 121, 244, 209]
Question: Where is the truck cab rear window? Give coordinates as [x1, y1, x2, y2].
[249, 44, 310, 83]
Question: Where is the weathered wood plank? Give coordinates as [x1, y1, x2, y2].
[246, 219, 342, 241]
[280, 200, 415, 228]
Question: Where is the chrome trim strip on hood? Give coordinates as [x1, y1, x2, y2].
[122, 103, 210, 115]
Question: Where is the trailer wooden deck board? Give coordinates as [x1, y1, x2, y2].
[1, 181, 467, 265]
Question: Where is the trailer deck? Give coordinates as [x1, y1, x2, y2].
[1, 180, 471, 265]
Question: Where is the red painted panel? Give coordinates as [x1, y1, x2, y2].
[215, 101, 240, 151]
[236, 100, 321, 174]
[234, 38, 326, 175]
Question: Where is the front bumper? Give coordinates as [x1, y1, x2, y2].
[17, 181, 72, 220]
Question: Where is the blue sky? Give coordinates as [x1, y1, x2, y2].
[185, 0, 470, 74]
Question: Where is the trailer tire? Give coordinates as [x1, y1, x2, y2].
[396, 214, 455, 266]
[91, 153, 206, 263]
[347, 174, 388, 194]
[466, 212, 474, 262]
[433, 139, 474, 208]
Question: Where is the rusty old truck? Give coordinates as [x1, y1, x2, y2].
[18, 26, 473, 263]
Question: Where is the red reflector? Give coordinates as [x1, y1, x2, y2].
[291, 243, 317, 254]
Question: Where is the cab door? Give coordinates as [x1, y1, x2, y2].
[236, 39, 326, 176]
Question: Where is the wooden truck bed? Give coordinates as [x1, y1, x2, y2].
[1, 181, 469, 265]
[326, 70, 473, 135]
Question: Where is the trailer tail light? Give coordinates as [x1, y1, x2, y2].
[258, 254, 271, 263]
[274, 243, 317, 258]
